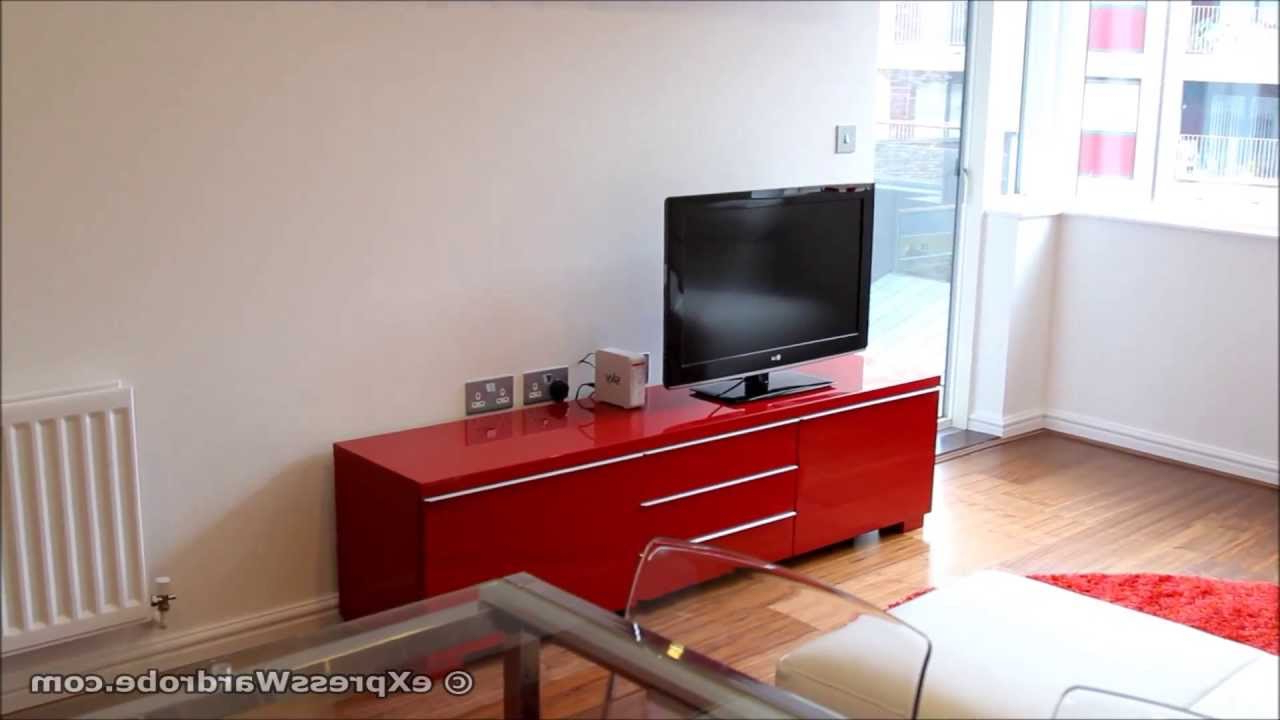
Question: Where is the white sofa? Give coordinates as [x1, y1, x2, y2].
[777, 571, 1279, 719]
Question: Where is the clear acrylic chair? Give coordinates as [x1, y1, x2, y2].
[602, 537, 932, 719]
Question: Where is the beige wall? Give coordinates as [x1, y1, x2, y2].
[1, 0, 879, 689]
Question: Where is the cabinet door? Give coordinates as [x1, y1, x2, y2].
[794, 392, 937, 555]
[423, 460, 639, 610]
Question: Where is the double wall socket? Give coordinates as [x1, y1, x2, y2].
[465, 356, 636, 415]
[522, 366, 568, 405]
[465, 375, 514, 416]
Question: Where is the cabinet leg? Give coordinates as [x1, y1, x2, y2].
[879, 515, 925, 535]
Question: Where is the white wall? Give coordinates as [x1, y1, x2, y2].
[1, 0, 879, 693]
[968, 208, 1278, 484]
[1004, 215, 1056, 420]
[1045, 215, 1279, 483]
[967, 208, 1057, 436]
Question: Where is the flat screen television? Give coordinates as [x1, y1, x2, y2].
[663, 184, 874, 403]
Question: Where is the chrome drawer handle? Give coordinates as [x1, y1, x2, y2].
[689, 511, 796, 544]
[423, 452, 646, 503]
[639, 465, 798, 508]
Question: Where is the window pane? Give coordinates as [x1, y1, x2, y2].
[990, 0, 1028, 195]
[872, 1, 967, 410]
[1176, 81, 1279, 185]
[1089, 1, 1147, 52]
[1079, 78, 1140, 177]
[1188, 1, 1280, 56]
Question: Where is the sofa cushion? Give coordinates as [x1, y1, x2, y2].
[774, 614, 927, 718]
[1189, 655, 1279, 719]
[777, 571, 1271, 719]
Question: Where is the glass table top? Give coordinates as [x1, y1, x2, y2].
[17, 573, 842, 719]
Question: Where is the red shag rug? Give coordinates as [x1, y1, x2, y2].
[890, 573, 1279, 655]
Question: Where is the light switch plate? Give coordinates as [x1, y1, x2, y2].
[522, 366, 569, 406]
[465, 375, 514, 415]
[835, 125, 856, 154]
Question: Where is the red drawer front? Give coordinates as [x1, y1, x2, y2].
[793, 392, 937, 555]
[633, 467, 797, 555]
[423, 458, 640, 611]
[636, 424, 797, 500]
[701, 512, 794, 561]
[630, 513, 796, 605]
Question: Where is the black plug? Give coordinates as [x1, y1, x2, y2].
[548, 379, 570, 403]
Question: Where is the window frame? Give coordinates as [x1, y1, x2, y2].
[1036, 0, 1278, 232]
[1152, 1, 1279, 217]
[1074, 0, 1169, 204]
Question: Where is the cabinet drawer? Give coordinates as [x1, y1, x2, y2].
[630, 512, 796, 604]
[423, 459, 638, 610]
[635, 466, 797, 553]
[636, 423, 797, 500]
[696, 511, 795, 562]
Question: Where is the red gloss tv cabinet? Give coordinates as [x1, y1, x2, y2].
[334, 356, 939, 619]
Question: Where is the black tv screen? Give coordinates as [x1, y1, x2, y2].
[663, 185, 873, 391]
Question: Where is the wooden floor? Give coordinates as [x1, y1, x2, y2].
[258, 432, 1280, 718]
[796, 431, 1278, 609]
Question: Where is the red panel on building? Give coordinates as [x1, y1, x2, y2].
[1079, 132, 1137, 177]
[1089, 5, 1147, 52]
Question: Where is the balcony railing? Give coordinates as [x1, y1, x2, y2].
[949, 1, 967, 46]
[878, 121, 962, 141]
[1177, 134, 1279, 186]
[1188, 4, 1279, 55]
[893, 1, 967, 47]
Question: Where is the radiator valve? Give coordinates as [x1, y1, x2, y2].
[151, 576, 176, 628]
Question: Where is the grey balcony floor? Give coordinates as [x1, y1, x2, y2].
[862, 271, 951, 388]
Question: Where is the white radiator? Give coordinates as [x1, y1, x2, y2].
[1, 383, 150, 655]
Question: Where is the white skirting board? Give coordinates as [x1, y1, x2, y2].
[0, 593, 339, 713]
[967, 409, 1279, 486]
[966, 409, 1044, 439]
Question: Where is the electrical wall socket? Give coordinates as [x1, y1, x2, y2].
[465, 375, 514, 416]
[522, 366, 568, 406]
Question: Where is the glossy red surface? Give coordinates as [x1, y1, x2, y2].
[793, 391, 937, 555]
[336, 355, 936, 499]
[423, 457, 639, 610]
[636, 472, 798, 555]
[632, 517, 798, 604]
[334, 447, 423, 620]
[335, 355, 940, 618]
[635, 424, 795, 501]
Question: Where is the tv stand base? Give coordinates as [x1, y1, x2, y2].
[691, 371, 832, 404]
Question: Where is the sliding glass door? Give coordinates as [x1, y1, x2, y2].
[865, 0, 971, 419]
